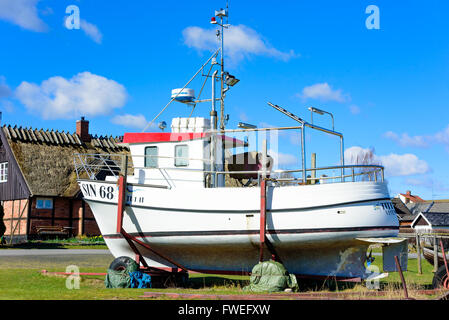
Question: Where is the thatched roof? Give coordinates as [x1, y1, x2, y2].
[1, 125, 129, 198]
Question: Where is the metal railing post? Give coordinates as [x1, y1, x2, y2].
[340, 136, 344, 182]
[434, 235, 439, 272]
[416, 233, 422, 274]
[301, 126, 306, 184]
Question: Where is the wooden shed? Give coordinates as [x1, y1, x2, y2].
[0, 118, 129, 244]
[412, 212, 449, 232]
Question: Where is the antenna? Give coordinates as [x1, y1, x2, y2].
[226, 0, 229, 25]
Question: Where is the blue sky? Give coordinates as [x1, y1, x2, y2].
[0, 0, 449, 199]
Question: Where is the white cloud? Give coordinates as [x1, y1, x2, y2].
[80, 19, 102, 44]
[0, 76, 11, 98]
[434, 125, 449, 147]
[299, 83, 350, 103]
[383, 131, 429, 148]
[344, 146, 430, 177]
[0, 76, 13, 112]
[111, 114, 149, 130]
[182, 24, 297, 65]
[1, 100, 14, 113]
[0, 0, 47, 32]
[405, 177, 448, 192]
[379, 153, 430, 177]
[349, 104, 360, 115]
[15, 72, 127, 119]
[384, 125, 449, 151]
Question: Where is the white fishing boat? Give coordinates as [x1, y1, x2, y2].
[75, 7, 407, 282]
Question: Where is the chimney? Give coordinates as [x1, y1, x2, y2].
[404, 190, 411, 204]
[76, 116, 91, 142]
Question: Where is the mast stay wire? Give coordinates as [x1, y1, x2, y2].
[186, 63, 214, 122]
[141, 48, 220, 133]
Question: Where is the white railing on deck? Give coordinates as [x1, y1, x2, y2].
[74, 152, 384, 187]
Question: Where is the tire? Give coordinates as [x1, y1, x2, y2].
[432, 265, 449, 289]
[109, 256, 138, 272]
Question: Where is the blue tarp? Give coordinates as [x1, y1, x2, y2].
[129, 271, 152, 288]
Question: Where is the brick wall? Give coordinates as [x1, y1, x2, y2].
[81, 203, 100, 236]
[28, 197, 100, 237]
[71, 199, 100, 236]
[1, 196, 101, 242]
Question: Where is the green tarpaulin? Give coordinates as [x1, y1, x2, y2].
[244, 260, 299, 293]
[104, 258, 139, 288]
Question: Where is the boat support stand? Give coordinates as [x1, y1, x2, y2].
[116, 175, 281, 274]
[116, 175, 189, 276]
[259, 178, 282, 264]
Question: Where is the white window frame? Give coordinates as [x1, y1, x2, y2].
[0, 162, 7, 183]
[174, 144, 189, 167]
[36, 198, 53, 210]
[144, 146, 158, 168]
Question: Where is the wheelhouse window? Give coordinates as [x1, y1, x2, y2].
[175, 145, 189, 167]
[36, 198, 53, 209]
[144, 146, 158, 168]
[0, 162, 7, 183]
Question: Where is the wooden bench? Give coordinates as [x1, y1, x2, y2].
[35, 226, 70, 236]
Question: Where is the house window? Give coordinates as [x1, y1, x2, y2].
[175, 145, 189, 167]
[36, 198, 53, 209]
[0, 162, 7, 183]
[144, 146, 158, 168]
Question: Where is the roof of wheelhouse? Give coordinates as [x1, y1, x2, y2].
[123, 132, 247, 147]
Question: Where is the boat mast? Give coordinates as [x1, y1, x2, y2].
[212, 7, 228, 131]
[220, 10, 226, 131]
[210, 7, 229, 187]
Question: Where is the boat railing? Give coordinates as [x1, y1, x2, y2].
[74, 152, 384, 187]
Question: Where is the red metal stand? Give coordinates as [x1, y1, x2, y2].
[116, 175, 188, 275]
[259, 178, 282, 264]
[394, 255, 412, 300]
[259, 179, 266, 262]
[116, 174, 285, 276]
[116, 176, 126, 234]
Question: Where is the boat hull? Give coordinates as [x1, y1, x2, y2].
[80, 180, 399, 278]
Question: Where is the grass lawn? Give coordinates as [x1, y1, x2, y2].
[0, 268, 254, 300]
[0, 249, 444, 300]
[1, 236, 108, 250]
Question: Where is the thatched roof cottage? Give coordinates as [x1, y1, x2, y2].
[0, 117, 129, 244]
